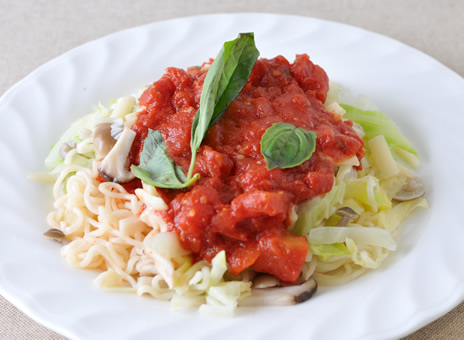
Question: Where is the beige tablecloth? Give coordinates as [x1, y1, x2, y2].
[1, 0, 463, 338]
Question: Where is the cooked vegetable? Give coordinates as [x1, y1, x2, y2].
[292, 182, 346, 236]
[58, 140, 76, 159]
[98, 127, 136, 183]
[239, 278, 317, 306]
[93, 123, 116, 158]
[341, 104, 418, 163]
[368, 134, 400, 178]
[110, 96, 136, 118]
[252, 274, 280, 289]
[260, 122, 317, 170]
[335, 207, 359, 226]
[309, 226, 397, 251]
[43, 228, 69, 244]
[310, 243, 350, 261]
[393, 177, 426, 201]
[45, 114, 93, 170]
[131, 129, 199, 188]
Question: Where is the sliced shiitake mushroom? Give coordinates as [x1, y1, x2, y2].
[43, 228, 70, 245]
[98, 127, 136, 184]
[239, 277, 317, 306]
[393, 177, 426, 202]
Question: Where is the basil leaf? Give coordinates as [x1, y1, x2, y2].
[131, 129, 199, 188]
[211, 33, 260, 127]
[260, 122, 317, 170]
[188, 32, 259, 178]
[132, 33, 259, 189]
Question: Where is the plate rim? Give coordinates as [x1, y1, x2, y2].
[1, 12, 464, 340]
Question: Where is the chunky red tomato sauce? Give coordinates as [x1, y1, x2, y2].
[130, 55, 364, 283]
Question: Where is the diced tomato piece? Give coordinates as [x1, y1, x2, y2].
[253, 229, 309, 283]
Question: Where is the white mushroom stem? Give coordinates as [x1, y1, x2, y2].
[335, 207, 359, 226]
[239, 278, 317, 306]
[98, 127, 136, 183]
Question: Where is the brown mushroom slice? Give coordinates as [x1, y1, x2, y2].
[98, 127, 136, 184]
[43, 228, 70, 245]
[93, 123, 117, 158]
[59, 140, 76, 159]
[239, 278, 317, 306]
[335, 207, 359, 226]
[393, 177, 426, 202]
[252, 274, 280, 289]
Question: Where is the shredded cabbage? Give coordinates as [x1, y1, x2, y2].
[309, 226, 397, 251]
[310, 243, 350, 261]
[292, 182, 346, 236]
[341, 104, 418, 160]
[166, 250, 251, 315]
[297, 84, 428, 279]
[44, 104, 110, 171]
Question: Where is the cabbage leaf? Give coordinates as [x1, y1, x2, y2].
[341, 104, 418, 159]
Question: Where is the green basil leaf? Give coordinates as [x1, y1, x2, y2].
[211, 33, 260, 127]
[132, 33, 260, 189]
[131, 129, 199, 188]
[188, 32, 259, 178]
[260, 122, 317, 170]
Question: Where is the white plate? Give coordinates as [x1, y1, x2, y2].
[1, 13, 464, 340]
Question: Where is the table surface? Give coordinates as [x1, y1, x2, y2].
[1, 0, 463, 339]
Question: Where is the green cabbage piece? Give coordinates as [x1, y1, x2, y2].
[379, 197, 428, 232]
[345, 238, 389, 269]
[44, 105, 110, 171]
[44, 113, 92, 170]
[310, 243, 350, 261]
[341, 104, 418, 159]
[292, 182, 346, 236]
[209, 250, 228, 286]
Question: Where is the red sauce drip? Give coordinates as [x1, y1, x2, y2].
[130, 54, 364, 283]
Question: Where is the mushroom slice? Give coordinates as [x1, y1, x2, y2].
[43, 228, 70, 244]
[93, 123, 117, 158]
[111, 121, 124, 140]
[253, 274, 280, 289]
[335, 207, 359, 226]
[98, 127, 136, 184]
[59, 140, 76, 158]
[239, 278, 317, 306]
[393, 176, 426, 201]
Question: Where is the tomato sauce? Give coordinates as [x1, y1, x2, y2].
[130, 54, 364, 283]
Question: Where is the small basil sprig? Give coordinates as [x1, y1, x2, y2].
[260, 122, 317, 170]
[187, 32, 259, 178]
[132, 33, 259, 189]
[131, 129, 200, 188]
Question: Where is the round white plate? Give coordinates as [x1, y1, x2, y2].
[1, 13, 463, 340]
